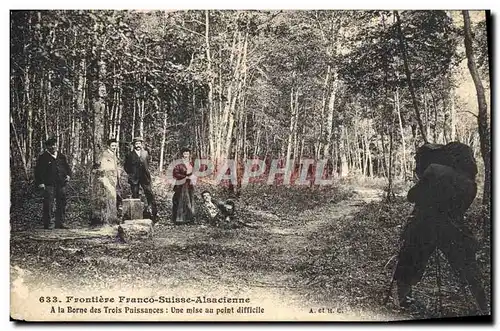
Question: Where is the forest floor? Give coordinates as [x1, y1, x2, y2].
[9, 177, 491, 321]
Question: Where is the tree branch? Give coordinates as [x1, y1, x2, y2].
[458, 110, 479, 118]
[394, 10, 428, 144]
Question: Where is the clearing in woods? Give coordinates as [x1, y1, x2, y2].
[11, 184, 480, 321]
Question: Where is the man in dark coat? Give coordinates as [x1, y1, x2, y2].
[124, 137, 157, 222]
[34, 137, 71, 229]
[394, 142, 488, 313]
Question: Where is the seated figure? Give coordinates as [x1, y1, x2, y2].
[198, 190, 236, 227]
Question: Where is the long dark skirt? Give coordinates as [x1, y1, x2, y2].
[172, 184, 195, 224]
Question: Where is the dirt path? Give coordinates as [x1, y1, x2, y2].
[265, 187, 382, 238]
[143, 186, 405, 320]
[11, 186, 410, 321]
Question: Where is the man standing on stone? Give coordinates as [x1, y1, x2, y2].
[34, 137, 71, 229]
[124, 137, 157, 222]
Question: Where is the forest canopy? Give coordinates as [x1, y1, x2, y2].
[10, 10, 490, 196]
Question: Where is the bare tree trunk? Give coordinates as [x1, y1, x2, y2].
[243, 100, 248, 160]
[362, 129, 368, 176]
[332, 136, 338, 177]
[139, 81, 145, 138]
[323, 72, 338, 158]
[71, 57, 84, 172]
[82, 64, 90, 167]
[394, 10, 428, 143]
[116, 96, 123, 159]
[112, 89, 121, 140]
[429, 90, 439, 142]
[109, 78, 117, 138]
[265, 130, 270, 157]
[44, 72, 50, 141]
[380, 132, 387, 178]
[192, 84, 202, 158]
[347, 127, 355, 171]
[39, 76, 46, 152]
[24, 65, 33, 172]
[292, 92, 300, 163]
[450, 92, 456, 141]
[362, 122, 373, 177]
[253, 110, 261, 156]
[299, 125, 306, 162]
[69, 80, 76, 165]
[223, 32, 246, 160]
[221, 29, 247, 162]
[463, 10, 491, 207]
[387, 112, 395, 201]
[132, 93, 136, 139]
[339, 126, 348, 177]
[240, 32, 249, 161]
[92, 61, 106, 164]
[56, 106, 60, 147]
[293, 116, 299, 161]
[395, 88, 407, 178]
[423, 93, 431, 141]
[199, 86, 207, 157]
[285, 86, 296, 164]
[367, 136, 373, 177]
[353, 115, 362, 172]
[159, 99, 168, 172]
[11, 114, 29, 180]
[318, 65, 330, 159]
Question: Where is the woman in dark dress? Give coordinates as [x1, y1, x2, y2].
[171, 147, 196, 224]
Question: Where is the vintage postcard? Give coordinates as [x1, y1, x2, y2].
[9, 9, 491, 322]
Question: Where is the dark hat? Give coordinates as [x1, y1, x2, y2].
[107, 137, 117, 145]
[132, 137, 144, 143]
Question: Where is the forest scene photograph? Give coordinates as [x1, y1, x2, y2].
[9, 9, 491, 322]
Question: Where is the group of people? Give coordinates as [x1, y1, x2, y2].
[33, 136, 488, 312]
[34, 136, 240, 229]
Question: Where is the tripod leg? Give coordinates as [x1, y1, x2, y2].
[383, 272, 396, 305]
[438, 224, 488, 314]
[434, 249, 443, 314]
